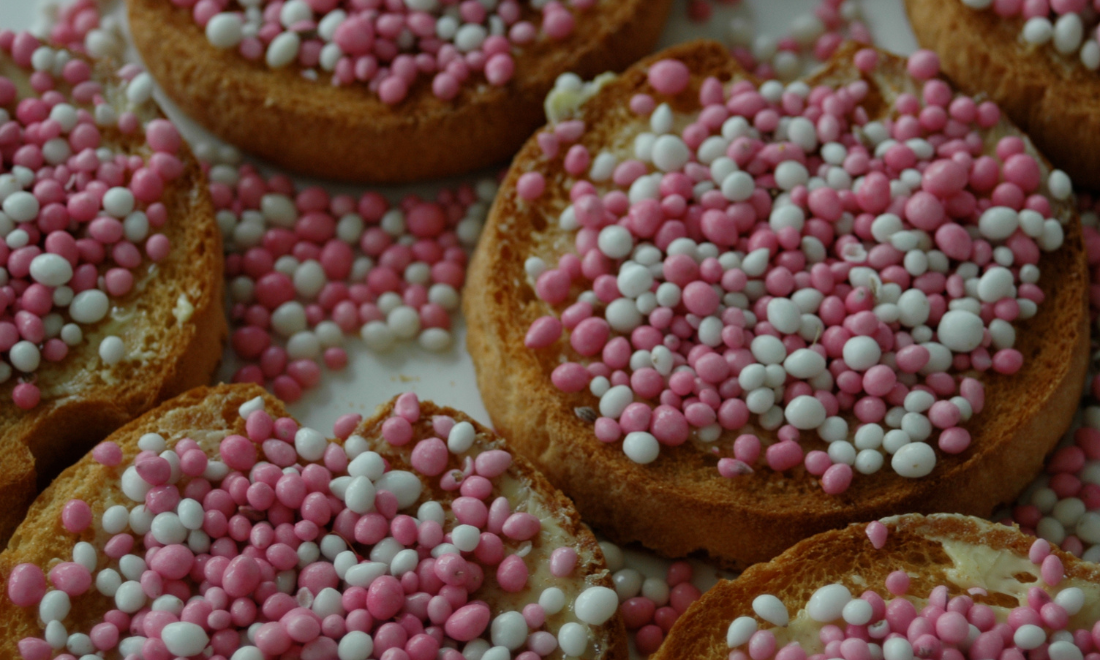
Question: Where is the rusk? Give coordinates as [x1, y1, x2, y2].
[463, 40, 1090, 569]
[654, 513, 1100, 659]
[0, 53, 225, 545]
[125, 0, 673, 184]
[0, 383, 628, 659]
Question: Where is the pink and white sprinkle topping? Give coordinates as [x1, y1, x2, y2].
[185, 0, 592, 104]
[958, 0, 1100, 71]
[0, 31, 180, 410]
[524, 48, 1074, 494]
[7, 392, 616, 660]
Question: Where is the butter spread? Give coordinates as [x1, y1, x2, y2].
[771, 533, 1100, 655]
[173, 294, 194, 323]
[544, 72, 617, 124]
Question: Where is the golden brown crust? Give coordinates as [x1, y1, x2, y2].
[125, 0, 673, 184]
[464, 40, 1090, 570]
[905, 0, 1100, 191]
[0, 384, 628, 659]
[0, 62, 226, 545]
[654, 514, 1100, 660]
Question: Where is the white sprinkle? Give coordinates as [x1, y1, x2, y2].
[161, 622, 209, 657]
[623, 432, 660, 464]
[266, 31, 301, 68]
[752, 594, 789, 626]
[727, 616, 758, 647]
[574, 586, 619, 625]
[206, 12, 244, 48]
[891, 442, 936, 478]
[936, 310, 983, 353]
[557, 622, 589, 657]
[99, 336, 125, 365]
[807, 583, 852, 622]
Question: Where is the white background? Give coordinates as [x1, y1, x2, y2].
[0, 1, 920, 654]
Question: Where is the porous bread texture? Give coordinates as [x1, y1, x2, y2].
[0, 383, 629, 660]
[463, 39, 1090, 570]
[652, 513, 1100, 660]
[905, 0, 1100, 191]
[0, 56, 225, 546]
[125, 0, 673, 184]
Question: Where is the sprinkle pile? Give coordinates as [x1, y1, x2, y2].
[608, 551, 705, 655]
[726, 531, 1094, 660]
[523, 48, 1074, 491]
[7, 392, 621, 660]
[184, 0, 589, 104]
[1000, 206, 1100, 561]
[215, 158, 496, 403]
[727, 0, 872, 80]
[958, 0, 1100, 71]
[687, 0, 872, 81]
[0, 30, 182, 410]
[45, 0, 127, 60]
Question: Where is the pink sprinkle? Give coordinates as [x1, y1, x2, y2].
[145, 234, 171, 262]
[219, 434, 257, 471]
[12, 383, 40, 410]
[1028, 538, 1052, 564]
[570, 317, 610, 356]
[484, 53, 514, 86]
[7, 563, 47, 607]
[630, 93, 656, 115]
[496, 554, 529, 592]
[885, 570, 910, 595]
[935, 611, 969, 644]
[766, 441, 802, 472]
[147, 544, 194, 581]
[394, 392, 421, 423]
[332, 414, 361, 440]
[907, 49, 941, 80]
[718, 458, 753, 478]
[854, 48, 879, 72]
[93, 441, 123, 466]
[865, 521, 888, 549]
[474, 449, 512, 478]
[551, 362, 590, 392]
[410, 437, 448, 476]
[636, 625, 664, 655]
[381, 416, 414, 446]
[524, 316, 562, 348]
[1040, 553, 1064, 586]
[820, 463, 852, 495]
[516, 172, 546, 201]
[135, 455, 171, 486]
[145, 118, 181, 153]
[61, 499, 92, 533]
[621, 597, 656, 630]
[502, 512, 541, 541]
[542, 8, 575, 40]
[937, 427, 971, 454]
[47, 562, 91, 596]
[648, 59, 691, 96]
[549, 546, 578, 577]
[749, 630, 777, 660]
[444, 602, 490, 641]
[522, 603, 546, 630]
